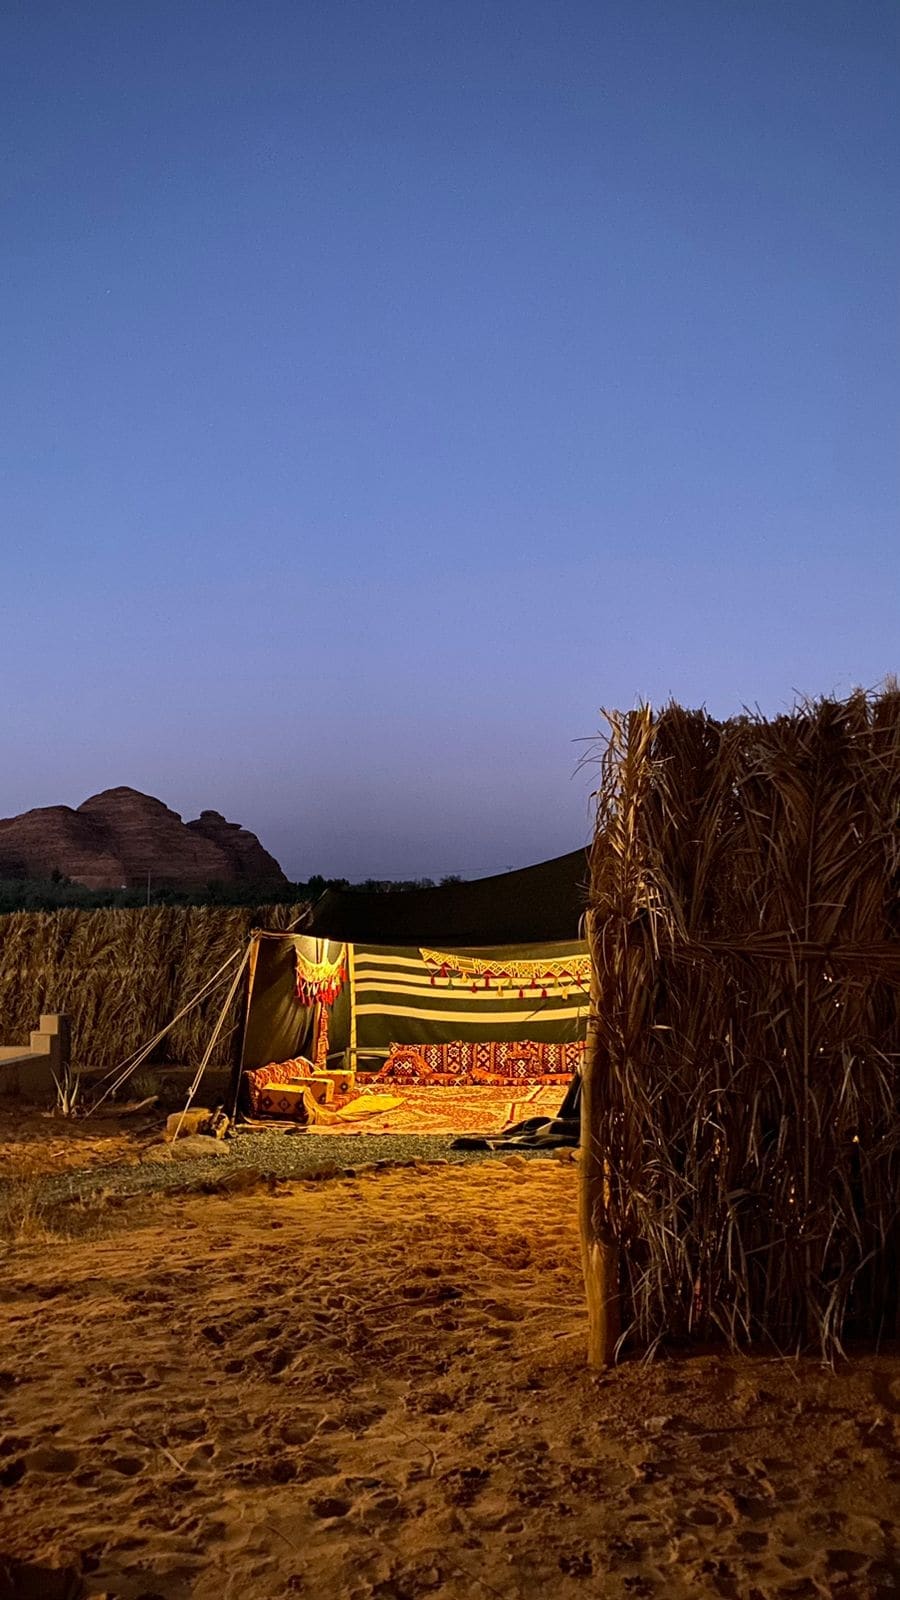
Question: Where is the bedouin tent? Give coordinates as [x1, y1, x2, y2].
[231, 850, 591, 1113]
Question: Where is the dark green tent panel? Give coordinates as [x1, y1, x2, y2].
[307, 849, 589, 946]
[240, 934, 316, 1071]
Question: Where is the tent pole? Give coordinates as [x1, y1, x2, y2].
[348, 942, 357, 1068]
[86, 947, 246, 1115]
[170, 945, 252, 1142]
[579, 917, 620, 1368]
[228, 935, 260, 1120]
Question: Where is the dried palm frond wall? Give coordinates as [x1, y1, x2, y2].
[582, 691, 900, 1363]
[0, 904, 307, 1069]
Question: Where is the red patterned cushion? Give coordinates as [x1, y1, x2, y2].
[379, 1040, 584, 1086]
[376, 1046, 432, 1083]
[245, 1058, 315, 1115]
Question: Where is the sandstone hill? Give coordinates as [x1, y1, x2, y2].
[0, 787, 286, 890]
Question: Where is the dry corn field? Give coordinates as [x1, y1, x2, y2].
[0, 903, 307, 1069]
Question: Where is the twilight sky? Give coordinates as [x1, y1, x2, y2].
[1, 1, 897, 880]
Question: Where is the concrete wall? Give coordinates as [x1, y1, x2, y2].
[0, 1014, 70, 1103]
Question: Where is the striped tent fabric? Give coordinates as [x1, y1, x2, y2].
[348, 941, 589, 1058]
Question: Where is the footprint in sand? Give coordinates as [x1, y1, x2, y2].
[0, 1433, 30, 1457]
[167, 1416, 208, 1442]
[484, 1300, 524, 1322]
[558, 1550, 594, 1578]
[365, 1561, 444, 1598]
[804, 1509, 848, 1536]
[733, 1493, 775, 1521]
[735, 1530, 769, 1553]
[24, 1444, 79, 1473]
[309, 1492, 353, 1519]
[293, 1452, 340, 1483]
[564, 1463, 609, 1494]
[0, 1555, 84, 1599]
[407, 1390, 454, 1416]
[279, 1416, 320, 1446]
[441, 1465, 490, 1505]
[264, 1344, 293, 1377]
[620, 1576, 658, 1596]
[686, 1503, 722, 1527]
[608, 1536, 649, 1567]
[232, 1454, 301, 1485]
[511, 1474, 552, 1508]
[825, 1548, 872, 1579]
[342, 1403, 387, 1434]
[105, 1364, 158, 1392]
[872, 1372, 900, 1415]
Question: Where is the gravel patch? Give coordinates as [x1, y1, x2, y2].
[39, 1130, 565, 1207]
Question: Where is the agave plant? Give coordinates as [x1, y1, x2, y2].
[51, 1062, 83, 1118]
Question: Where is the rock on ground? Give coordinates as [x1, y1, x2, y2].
[141, 1135, 231, 1163]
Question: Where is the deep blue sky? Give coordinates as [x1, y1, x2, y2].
[1, 1, 897, 879]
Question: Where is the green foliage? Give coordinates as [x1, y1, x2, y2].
[0, 877, 335, 914]
[0, 873, 461, 913]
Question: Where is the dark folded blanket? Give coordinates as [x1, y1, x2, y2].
[451, 1071, 582, 1152]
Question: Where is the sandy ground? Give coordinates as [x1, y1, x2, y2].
[0, 1084, 562, 1174]
[0, 1154, 898, 1600]
[0, 1102, 143, 1176]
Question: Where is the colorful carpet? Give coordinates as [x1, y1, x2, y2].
[308, 1084, 565, 1138]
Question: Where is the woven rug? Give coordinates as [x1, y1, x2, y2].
[307, 1084, 566, 1138]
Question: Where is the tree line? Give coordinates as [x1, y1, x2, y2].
[0, 871, 465, 913]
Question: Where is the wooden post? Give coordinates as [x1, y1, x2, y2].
[579, 945, 620, 1367]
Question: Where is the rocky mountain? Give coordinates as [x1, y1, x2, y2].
[0, 806, 124, 889]
[0, 787, 287, 890]
[186, 810, 284, 883]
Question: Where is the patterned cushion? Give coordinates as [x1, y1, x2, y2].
[255, 1083, 311, 1121]
[245, 1058, 315, 1116]
[375, 1046, 431, 1083]
[377, 1040, 583, 1086]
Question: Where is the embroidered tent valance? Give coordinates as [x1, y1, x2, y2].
[419, 947, 591, 998]
[295, 946, 347, 1007]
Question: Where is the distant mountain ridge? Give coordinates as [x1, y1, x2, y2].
[0, 787, 286, 889]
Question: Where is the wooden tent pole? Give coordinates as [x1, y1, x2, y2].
[87, 947, 246, 1115]
[171, 945, 252, 1142]
[579, 916, 620, 1368]
[228, 934, 260, 1119]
